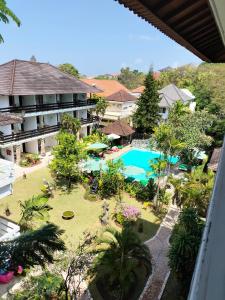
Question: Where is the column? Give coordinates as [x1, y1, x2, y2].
[40, 138, 46, 156]
[15, 144, 21, 164]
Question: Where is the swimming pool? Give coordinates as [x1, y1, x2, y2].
[118, 148, 179, 182]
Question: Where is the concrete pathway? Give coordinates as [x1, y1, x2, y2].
[140, 205, 180, 300]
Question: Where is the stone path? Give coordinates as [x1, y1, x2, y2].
[140, 205, 180, 300]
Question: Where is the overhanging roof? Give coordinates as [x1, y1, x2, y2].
[116, 0, 225, 62]
[0, 60, 101, 96]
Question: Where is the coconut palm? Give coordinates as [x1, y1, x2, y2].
[0, 0, 21, 43]
[19, 195, 52, 231]
[0, 223, 65, 271]
[92, 227, 151, 300]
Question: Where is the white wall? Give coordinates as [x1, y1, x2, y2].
[1, 146, 14, 162]
[0, 96, 9, 108]
[25, 140, 39, 154]
[23, 117, 37, 131]
[22, 95, 36, 106]
[45, 136, 57, 148]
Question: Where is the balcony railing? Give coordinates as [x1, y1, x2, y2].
[0, 117, 99, 144]
[0, 99, 96, 114]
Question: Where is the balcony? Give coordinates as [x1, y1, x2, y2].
[0, 99, 96, 114]
[0, 117, 99, 145]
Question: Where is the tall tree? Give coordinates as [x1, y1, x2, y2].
[92, 227, 151, 300]
[58, 63, 80, 78]
[0, 223, 65, 271]
[0, 0, 20, 43]
[169, 208, 204, 295]
[133, 69, 161, 133]
[61, 113, 81, 135]
[91, 94, 108, 121]
[118, 67, 145, 89]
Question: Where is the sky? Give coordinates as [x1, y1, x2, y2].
[0, 0, 202, 76]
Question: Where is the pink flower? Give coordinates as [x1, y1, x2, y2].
[122, 205, 141, 221]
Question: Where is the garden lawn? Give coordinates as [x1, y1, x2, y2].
[0, 167, 160, 248]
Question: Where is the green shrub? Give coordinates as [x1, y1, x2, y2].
[13, 271, 65, 300]
[19, 153, 40, 167]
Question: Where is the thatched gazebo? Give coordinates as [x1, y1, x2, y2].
[102, 119, 135, 145]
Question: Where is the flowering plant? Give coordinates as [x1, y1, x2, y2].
[114, 204, 141, 225]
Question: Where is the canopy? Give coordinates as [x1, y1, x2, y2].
[79, 159, 107, 173]
[87, 142, 108, 150]
[107, 133, 120, 140]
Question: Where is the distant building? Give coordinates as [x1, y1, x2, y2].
[158, 84, 196, 119]
[82, 79, 137, 123]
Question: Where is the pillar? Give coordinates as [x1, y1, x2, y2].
[16, 144, 21, 164]
[40, 138, 46, 156]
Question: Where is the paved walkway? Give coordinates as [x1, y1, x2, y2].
[140, 205, 180, 300]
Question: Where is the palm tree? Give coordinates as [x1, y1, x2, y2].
[91, 94, 108, 123]
[92, 227, 151, 300]
[19, 195, 52, 231]
[61, 113, 81, 135]
[0, 0, 21, 43]
[0, 223, 65, 271]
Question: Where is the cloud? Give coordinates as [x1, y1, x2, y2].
[128, 34, 159, 42]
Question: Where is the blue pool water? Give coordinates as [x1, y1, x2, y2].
[118, 148, 179, 182]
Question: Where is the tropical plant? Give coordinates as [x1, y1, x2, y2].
[114, 204, 141, 225]
[0, 223, 65, 271]
[91, 94, 108, 120]
[135, 178, 157, 202]
[133, 68, 161, 133]
[170, 167, 214, 217]
[61, 113, 81, 135]
[0, 0, 21, 43]
[150, 157, 168, 207]
[19, 195, 51, 231]
[92, 227, 151, 300]
[50, 131, 85, 188]
[169, 208, 204, 294]
[98, 160, 124, 199]
[13, 271, 65, 300]
[58, 63, 80, 78]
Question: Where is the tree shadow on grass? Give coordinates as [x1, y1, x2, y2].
[87, 217, 160, 300]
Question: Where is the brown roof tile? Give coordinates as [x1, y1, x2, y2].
[81, 78, 129, 97]
[102, 119, 135, 137]
[107, 89, 137, 102]
[0, 113, 23, 126]
[0, 60, 101, 95]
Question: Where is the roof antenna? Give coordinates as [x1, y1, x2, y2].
[30, 55, 37, 62]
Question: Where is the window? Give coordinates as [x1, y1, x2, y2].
[160, 107, 166, 113]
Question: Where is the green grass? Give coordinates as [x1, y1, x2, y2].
[0, 167, 160, 248]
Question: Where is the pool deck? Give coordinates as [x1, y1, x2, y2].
[104, 145, 132, 161]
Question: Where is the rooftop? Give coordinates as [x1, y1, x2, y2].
[116, 0, 225, 62]
[0, 113, 23, 126]
[0, 60, 101, 96]
[81, 78, 129, 97]
[159, 84, 195, 107]
[102, 119, 135, 137]
[107, 89, 137, 102]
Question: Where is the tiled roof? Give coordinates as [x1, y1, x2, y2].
[159, 84, 195, 107]
[107, 89, 137, 102]
[81, 78, 129, 97]
[102, 119, 135, 137]
[131, 86, 145, 94]
[0, 113, 23, 126]
[0, 60, 101, 95]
